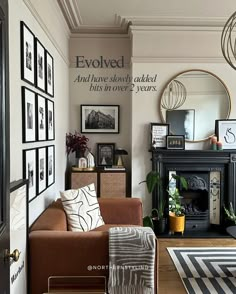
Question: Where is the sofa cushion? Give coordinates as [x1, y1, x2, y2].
[60, 183, 104, 232]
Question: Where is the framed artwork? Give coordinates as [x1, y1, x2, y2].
[45, 51, 54, 97]
[166, 135, 185, 150]
[166, 109, 195, 140]
[20, 21, 35, 85]
[47, 145, 55, 187]
[22, 86, 36, 143]
[215, 119, 236, 149]
[36, 94, 46, 141]
[35, 38, 46, 92]
[81, 105, 120, 133]
[46, 99, 55, 140]
[97, 143, 115, 167]
[37, 147, 47, 194]
[23, 148, 37, 201]
[151, 123, 169, 149]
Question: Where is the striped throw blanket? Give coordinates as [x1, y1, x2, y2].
[108, 226, 156, 294]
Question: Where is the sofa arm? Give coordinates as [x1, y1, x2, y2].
[30, 199, 67, 232]
[98, 197, 143, 225]
[29, 230, 109, 294]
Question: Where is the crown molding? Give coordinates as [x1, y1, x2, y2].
[23, 0, 70, 65]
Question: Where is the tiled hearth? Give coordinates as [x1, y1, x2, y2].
[151, 150, 236, 236]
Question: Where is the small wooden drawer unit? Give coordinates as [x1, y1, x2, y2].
[71, 169, 127, 198]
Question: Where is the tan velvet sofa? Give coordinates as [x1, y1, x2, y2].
[29, 197, 158, 294]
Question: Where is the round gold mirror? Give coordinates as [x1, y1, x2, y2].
[160, 70, 231, 142]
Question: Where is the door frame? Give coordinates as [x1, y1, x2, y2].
[0, 0, 10, 293]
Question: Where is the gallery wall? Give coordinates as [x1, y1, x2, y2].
[9, 0, 70, 225]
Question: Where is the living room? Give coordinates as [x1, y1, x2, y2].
[1, 0, 236, 293]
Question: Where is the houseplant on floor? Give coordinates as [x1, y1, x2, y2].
[168, 174, 188, 235]
[141, 171, 166, 234]
[224, 202, 236, 238]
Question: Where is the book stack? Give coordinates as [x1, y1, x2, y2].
[104, 165, 126, 171]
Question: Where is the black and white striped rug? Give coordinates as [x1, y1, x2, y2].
[167, 247, 236, 294]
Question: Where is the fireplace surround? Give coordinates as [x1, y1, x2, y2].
[151, 150, 236, 234]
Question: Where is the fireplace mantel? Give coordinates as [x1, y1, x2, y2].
[151, 149, 236, 232]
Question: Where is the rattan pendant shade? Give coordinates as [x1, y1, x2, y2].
[161, 79, 187, 110]
[221, 11, 236, 70]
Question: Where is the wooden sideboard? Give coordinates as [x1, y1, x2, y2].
[71, 169, 127, 197]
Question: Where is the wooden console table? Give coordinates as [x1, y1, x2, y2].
[71, 169, 127, 197]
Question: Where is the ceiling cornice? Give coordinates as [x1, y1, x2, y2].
[57, 1, 228, 35]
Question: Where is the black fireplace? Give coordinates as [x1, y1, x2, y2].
[151, 150, 236, 234]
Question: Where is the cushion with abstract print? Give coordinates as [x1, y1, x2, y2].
[60, 183, 104, 232]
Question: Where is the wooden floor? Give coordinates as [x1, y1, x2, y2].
[158, 238, 236, 294]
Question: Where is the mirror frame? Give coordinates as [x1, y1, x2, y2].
[159, 69, 231, 142]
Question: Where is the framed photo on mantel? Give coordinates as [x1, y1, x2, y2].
[150, 123, 169, 149]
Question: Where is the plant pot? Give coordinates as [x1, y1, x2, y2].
[169, 212, 185, 235]
[153, 217, 166, 235]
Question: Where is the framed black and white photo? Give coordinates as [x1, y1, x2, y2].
[97, 143, 115, 167]
[81, 105, 120, 133]
[22, 87, 36, 143]
[23, 148, 37, 201]
[35, 38, 46, 92]
[151, 123, 169, 149]
[46, 99, 55, 140]
[47, 145, 55, 187]
[166, 109, 195, 140]
[45, 51, 54, 97]
[20, 21, 35, 85]
[166, 135, 185, 150]
[215, 119, 236, 149]
[36, 94, 46, 141]
[37, 147, 47, 194]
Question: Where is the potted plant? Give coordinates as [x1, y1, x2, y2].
[66, 131, 89, 157]
[224, 202, 236, 238]
[168, 174, 188, 235]
[140, 171, 166, 234]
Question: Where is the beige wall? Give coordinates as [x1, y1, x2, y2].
[69, 36, 132, 174]
[131, 27, 236, 216]
[9, 0, 70, 225]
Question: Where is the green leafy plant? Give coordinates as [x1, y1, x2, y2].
[66, 131, 89, 155]
[168, 174, 188, 216]
[140, 171, 165, 221]
[224, 202, 236, 225]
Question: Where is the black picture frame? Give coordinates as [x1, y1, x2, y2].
[36, 94, 46, 141]
[97, 143, 115, 167]
[150, 123, 169, 149]
[23, 148, 37, 202]
[47, 145, 55, 187]
[45, 51, 54, 97]
[215, 119, 236, 150]
[22, 86, 36, 143]
[35, 38, 46, 92]
[166, 109, 195, 140]
[166, 135, 185, 150]
[46, 99, 55, 140]
[37, 147, 47, 194]
[81, 104, 120, 133]
[20, 21, 35, 86]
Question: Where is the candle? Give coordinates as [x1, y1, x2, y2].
[217, 141, 223, 150]
[211, 136, 217, 143]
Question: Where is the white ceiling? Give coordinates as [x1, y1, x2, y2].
[57, 0, 236, 34]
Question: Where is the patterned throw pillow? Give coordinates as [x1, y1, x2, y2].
[60, 183, 104, 232]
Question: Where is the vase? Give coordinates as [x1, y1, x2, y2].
[169, 212, 185, 235]
[153, 217, 166, 235]
[76, 149, 87, 169]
